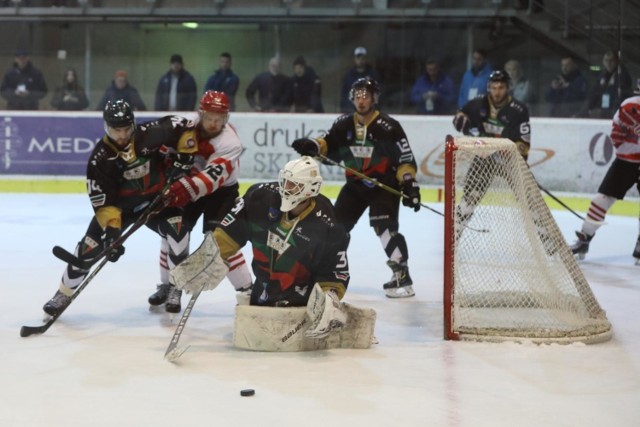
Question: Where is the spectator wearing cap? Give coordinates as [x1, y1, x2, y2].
[1, 48, 48, 110]
[154, 54, 197, 111]
[291, 56, 324, 113]
[204, 52, 240, 111]
[339, 46, 382, 113]
[245, 57, 292, 112]
[96, 69, 147, 111]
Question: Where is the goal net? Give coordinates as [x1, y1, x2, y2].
[443, 136, 612, 344]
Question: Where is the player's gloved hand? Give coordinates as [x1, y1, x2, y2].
[292, 138, 320, 156]
[101, 226, 125, 262]
[305, 286, 346, 339]
[168, 176, 198, 208]
[167, 153, 195, 181]
[453, 112, 470, 134]
[401, 176, 421, 212]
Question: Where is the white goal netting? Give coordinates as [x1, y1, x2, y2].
[444, 136, 612, 344]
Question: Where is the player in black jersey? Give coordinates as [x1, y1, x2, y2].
[42, 100, 196, 318]
[292, 77, 421, 298]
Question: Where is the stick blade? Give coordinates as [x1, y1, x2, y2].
[165, 345, 190, 363]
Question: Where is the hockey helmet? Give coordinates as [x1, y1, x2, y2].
[199, 90, 230, 114]
[349, 77, 380, 104]
[618, 101, 640, 134]
[103, 100, 134, 128]
[488, 70, 511, 85]
[278, 156, 323, 212]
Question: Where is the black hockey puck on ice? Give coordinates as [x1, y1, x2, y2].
[240, 389, 255, 397]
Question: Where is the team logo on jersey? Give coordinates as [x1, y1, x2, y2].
[294, 226, 311, 242]
[267, 230, 291, 254]
[482, 120, 505, 137]
[268, 207, 280, 221]
[349, 145, 373, 159]
[220, 212, 236, 227]
[81, 236, 99, 255]
[123, 161, 150, 180]
[167, 216, 183, 235]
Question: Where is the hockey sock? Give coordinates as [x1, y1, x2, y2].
[375, 226, 408, 264]
[159, 237, 170, 284]
[582, 193, 615, 236]
[226, 250, 252, 291]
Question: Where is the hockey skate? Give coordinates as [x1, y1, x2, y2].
[43, 289, 72, 318]
[148, 283, 171, 307]
[165, 285, 182, 314]
[383, 260, 415, 298]
[633, 237, 640, 266]
[569, 231, 593, 261]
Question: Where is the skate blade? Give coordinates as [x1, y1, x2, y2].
[635, 257, 640, 266]
[384, 285, 415, 298]
[574, 253, 586, 261]
[165, 345, 190, 363]
[149, 304, 166, 313]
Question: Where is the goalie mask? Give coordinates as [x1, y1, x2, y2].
[278, 156, 323, 212]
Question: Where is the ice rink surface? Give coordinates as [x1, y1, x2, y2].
[1, 193, 639, 427]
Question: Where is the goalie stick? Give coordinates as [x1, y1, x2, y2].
[315, 154, 489, 233]
[164, 285, 204, 363]
[20, 256, 110, 337]
[52, 192, 170, 270]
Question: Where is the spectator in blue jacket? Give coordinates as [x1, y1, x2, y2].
[245, 57, 292, 112]
[339, 47, 382, 113]
[545, 56, 588, 117]
[457, 48, 492, 108]
[204, 52, 240, 111]
[410, 58, 456, 115]
[154, 54, 197, 111]
[0, 48, 48, 110]
[96, 69, 146, 111]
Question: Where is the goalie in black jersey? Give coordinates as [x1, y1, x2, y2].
[42, 100, 196, 318]
[292, 77, 421, 298]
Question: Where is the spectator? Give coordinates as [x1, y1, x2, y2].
[154, 54, 197, 112]
[457, 48, 492, 109]
[96, 70, 147, 111]
[204, 52, 240, 111]
[50, 68, 89, 111]
[339, 46, 382, 113]
[291, 56, 324, 113]
[0, 48, 48, 110]
[409, 58, 456, 115]
[504, 59, 536, 108]
[545, 56, 588, 118]
[585, 50, 633, 119]
[245, 57, 292, 112]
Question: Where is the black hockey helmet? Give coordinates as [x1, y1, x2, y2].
[349, 77, 380, 104]
[103, 100, 134, 128]
[488, 70, 511, 85]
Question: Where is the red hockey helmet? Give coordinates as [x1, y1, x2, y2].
[618, 101, 640, 134]
[199, 90, 230, 114]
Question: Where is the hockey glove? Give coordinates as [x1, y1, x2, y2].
[292, 138, 320, 156]
[168, 176, 198, 208]
[453, 112, 471, 134]
[305, 285, 346, 339]
[401, 176, 421, 212]
[167, 153, 195, 181]
[102, 226, 125, 262]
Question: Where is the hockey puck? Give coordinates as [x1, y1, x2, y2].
[240, 389, 255, 397]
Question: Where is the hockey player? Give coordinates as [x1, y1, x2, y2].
[42, 100, 194, 317]
[570, 95, 640, 263]
[453, 69, 531, 160]
[173, 156, 351, 338]
[148, 91, 252, 311]
[292, 77, 421, 298]
[452, 70, 536, 239]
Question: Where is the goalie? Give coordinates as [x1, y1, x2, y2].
[171, 157, 375, 350]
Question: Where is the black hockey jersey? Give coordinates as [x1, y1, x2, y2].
[86, 115, 195, 228]
[317, 111, 418, 187]
[214, 182, 350, 307]
[460, 95, 531, 159]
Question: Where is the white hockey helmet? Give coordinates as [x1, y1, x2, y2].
[278, 156, 323, 212]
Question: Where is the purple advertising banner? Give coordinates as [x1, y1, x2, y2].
[0, 112, 165, 176]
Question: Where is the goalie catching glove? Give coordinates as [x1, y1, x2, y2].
[305, 284, 347, 339]
[401, 175, 421, 212]
[292, 138, 320, 157]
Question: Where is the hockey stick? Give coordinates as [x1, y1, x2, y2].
[536, 183, 586, 222]
[315, 154, 489, 233]
[164, 285, 204, 363]
[20, 256, 110, 337]
[53, 192, 170, 270]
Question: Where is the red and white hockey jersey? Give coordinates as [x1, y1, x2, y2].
[611, 96, 640, 163]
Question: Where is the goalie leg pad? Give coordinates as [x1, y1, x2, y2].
[170, 232, 228, 294]
[233, 303, 377, 352]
